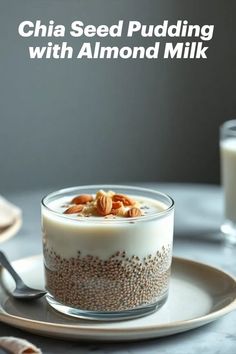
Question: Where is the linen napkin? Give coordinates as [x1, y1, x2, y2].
[0, 337, 42, 354]
[0, 196, 21, 232]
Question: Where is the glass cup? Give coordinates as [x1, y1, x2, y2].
[41, 185, 174, 320]
[220, 120, 236, 244]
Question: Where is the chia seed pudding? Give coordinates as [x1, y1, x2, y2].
[41, 185, 174, 320]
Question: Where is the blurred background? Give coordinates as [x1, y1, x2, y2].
[0, 0, 235, 193]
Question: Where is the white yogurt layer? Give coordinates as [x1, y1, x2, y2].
[42, 195, 174, 259]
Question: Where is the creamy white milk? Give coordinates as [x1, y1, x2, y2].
[220, 138, 236, 223]
[42, 195, 174, 259]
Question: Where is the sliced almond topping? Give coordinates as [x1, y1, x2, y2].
[64, 205, 84, 214]
[126, 207, 142, 218]
[113, 194, 135, 206]
[82, 204, 97, 216]
[71, 194, 93, 205]
[111, 207, 126, 217]
[97, 195, 112, 216]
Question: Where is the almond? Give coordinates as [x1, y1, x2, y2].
[113, 194, 135, 206]
[107, 190, 115, 198]
[112, 201, 123, 209]
[96, 190, 106, 200]
[64, 205, 84, 214]
[126, 207, 142, 218]
[97, 195, 112, 216]
[71, 194, 93, 205]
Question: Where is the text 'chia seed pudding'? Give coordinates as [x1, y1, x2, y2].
[41, 185, 174, 320]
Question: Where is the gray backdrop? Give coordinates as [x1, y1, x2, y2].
[0, 0, 235, 192]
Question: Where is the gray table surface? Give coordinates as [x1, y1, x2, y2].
[0, 183, 236, 354]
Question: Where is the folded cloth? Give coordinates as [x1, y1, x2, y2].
[0, 196, 21, 231]
[0, 337, 42, 354]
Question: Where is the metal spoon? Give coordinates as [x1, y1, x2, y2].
[0, 251, 46, 300]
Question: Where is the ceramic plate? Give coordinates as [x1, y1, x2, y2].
[0, 217, 22, 243]
[0, 255, 236, 341]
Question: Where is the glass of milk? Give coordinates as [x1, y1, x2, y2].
[220, 120, 236, 244]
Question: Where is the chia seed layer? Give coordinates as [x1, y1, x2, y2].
[44, 246, 171, 312]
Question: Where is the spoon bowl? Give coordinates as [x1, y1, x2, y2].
[0, 251, 46, 300]
[12, 285, 47, 300]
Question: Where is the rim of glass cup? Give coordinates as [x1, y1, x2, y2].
[41, 185, 174, 224]
[221, 119, 236, 137]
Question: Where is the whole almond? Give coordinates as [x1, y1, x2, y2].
[112, 201, 123, 209]
[96, 190, 106, 200]
[126, 207, 142, 218]
[71, 194, 93, 205]
[64, 205, 84, 214]
[113, 194, 135, 206]
[97, 196, 112, 216]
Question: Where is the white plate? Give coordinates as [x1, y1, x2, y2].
[0, 255, 236, 341]
[0, 217, 22, 243]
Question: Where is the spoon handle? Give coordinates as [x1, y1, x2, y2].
[0, 251, 24, 286]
